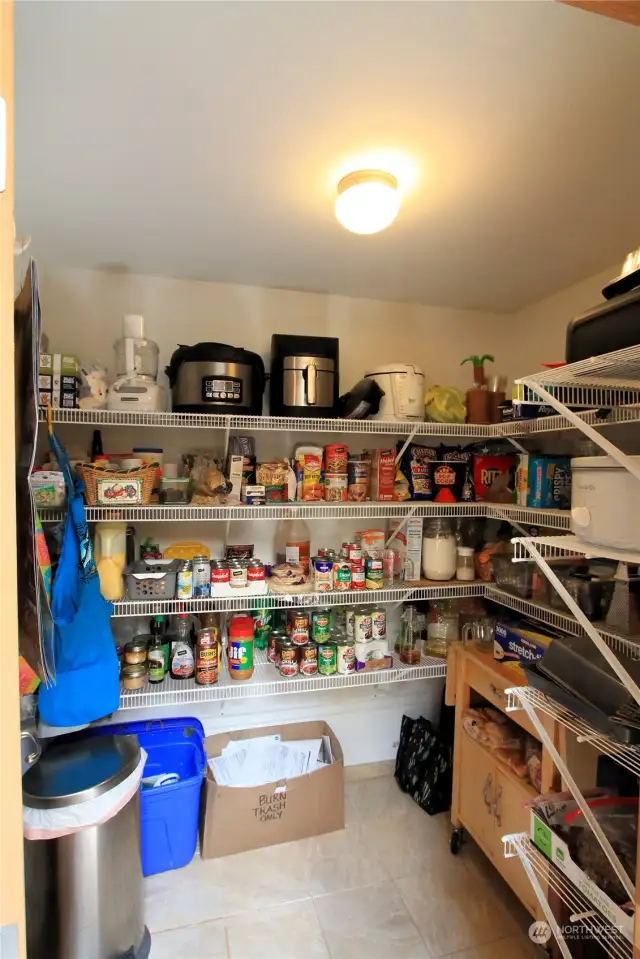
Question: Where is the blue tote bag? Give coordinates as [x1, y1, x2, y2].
[38, 424, 119, 727]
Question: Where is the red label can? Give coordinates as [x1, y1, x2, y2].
[210, 563, 230, 585]
[346, 543, 363, 563]
[247, 561, 265, 582]
[351, 562, 365, 590]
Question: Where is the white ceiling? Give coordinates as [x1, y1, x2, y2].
[14, 1, 640, 313]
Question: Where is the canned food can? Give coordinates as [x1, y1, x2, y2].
[336, 639, 356, 674]
[365, 557, 384, 589]
[346, 543, 363, 563]
[247, 559, 265, 582]
[340, 542, 350, 559]
[210, 560, 230, 586]
[229, 561, 248, 589]
[354, 608, 373, 641]
[313, 556, 334, 592]
[325, 444, 349, 474]
[317, 642, 337, 675]
[312, 609, 331, 641]
[351, 562, 365, 590]
[268, 629, 285, 664]
[192, 555, 211, 598]
[324, 474, 348, 502]
[289, 608, 310, 646]
[298, 643, 318, 676]
[371, 607, 387, 640]
[176, 561, 193, 599]
[333, 561, 351, 592]
[279, 639, 299, 678]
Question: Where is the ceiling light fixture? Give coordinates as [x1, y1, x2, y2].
[335, 170, 400, 235]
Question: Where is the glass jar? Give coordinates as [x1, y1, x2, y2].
[456, 546, 475, 581]
[422, 519, 457, 581]
[425, 600, 460, 658]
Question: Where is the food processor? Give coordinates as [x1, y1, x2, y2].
[107, 314, 165, 411]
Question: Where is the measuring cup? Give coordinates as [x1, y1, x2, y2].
[461, 617, 495, 650]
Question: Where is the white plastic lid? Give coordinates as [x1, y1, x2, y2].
[457, 546, 474, 556]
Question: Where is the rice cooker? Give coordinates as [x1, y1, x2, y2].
[166, 343, 266, 415]
[363, 364, 425, 422]
[571, 455, 640, 551]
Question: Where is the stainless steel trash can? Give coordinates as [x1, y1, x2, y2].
[23, 734, 150, 959]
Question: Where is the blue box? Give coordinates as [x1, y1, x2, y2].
[525, 455, 571, 510]
[90, 717, 205, 876]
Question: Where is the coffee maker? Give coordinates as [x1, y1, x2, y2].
[270, 335, 339, 418]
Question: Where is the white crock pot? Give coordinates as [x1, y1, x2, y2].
[571, 455, 640, 551]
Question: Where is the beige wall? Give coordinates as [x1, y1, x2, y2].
[31, 261, 620, 398]
[33, 263, 510, 397]
[507, 264, 616, 373]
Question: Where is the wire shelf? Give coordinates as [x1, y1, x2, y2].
[503, 834, 633, 959]
[516, 345, 640, 409]
[512, 534, 640, 567]
[39, 407, 490, 436]
[507, 687, 640, 777]
[484, 586, 640, 659]
[497, 405, 640, 437]
[112, 581, 485, 617]
[119, 648, 447, 708]
[37, 503, 572, 526]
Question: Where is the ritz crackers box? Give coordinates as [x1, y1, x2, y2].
[200, 720, 344, 858]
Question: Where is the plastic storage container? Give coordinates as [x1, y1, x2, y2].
[124, 559, 181, 599]
[89, 717, 205, 876]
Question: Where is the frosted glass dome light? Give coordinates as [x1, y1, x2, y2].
[335, 170, 400, 235]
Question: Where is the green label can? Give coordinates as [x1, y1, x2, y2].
[317, 642, 337, 675]
[312, 609, 331, 641]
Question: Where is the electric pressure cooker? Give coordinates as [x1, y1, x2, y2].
[166, 343, 266, 414]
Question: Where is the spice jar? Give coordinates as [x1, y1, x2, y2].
[456, 546, 475, 582]
[228, 615, 254, 680]
[422, 519, 457, 581]
[121, 664, 147, 690]
[124, 639, 148, 665]
[278, 637, 299, 678]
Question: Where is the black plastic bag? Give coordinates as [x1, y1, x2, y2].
[394, 714, 453, 816]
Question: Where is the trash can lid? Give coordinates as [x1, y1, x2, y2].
[22, 735, 140, 809]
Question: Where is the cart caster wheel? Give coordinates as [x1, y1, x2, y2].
[450, 827, 465, 855]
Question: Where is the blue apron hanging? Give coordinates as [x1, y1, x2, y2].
[38, 425, 119, 727]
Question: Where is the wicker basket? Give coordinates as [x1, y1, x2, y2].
[76, 462, 157, 506]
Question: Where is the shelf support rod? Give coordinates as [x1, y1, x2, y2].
[506, 691, 635, 901]
[519, 379, 640, 485]
[503, 834, 573, 959]
[385, 504, 419, 548]
[514, 538, 640, 707]
[394, 426, 420, 467]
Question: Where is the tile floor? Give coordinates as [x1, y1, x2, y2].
[146, 763, 540, 959]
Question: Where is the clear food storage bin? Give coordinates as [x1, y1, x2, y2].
[124, 559, 181, 599]
[159, 477, 190, 504]
[30, 471, 67, 508]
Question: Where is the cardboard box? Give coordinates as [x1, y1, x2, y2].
[388, 517, 424, 582]
[493, 620, 553, 677]
[365, 448, 396, 501]
[200, 720, 345, 859]
[530, 807, 633, 943]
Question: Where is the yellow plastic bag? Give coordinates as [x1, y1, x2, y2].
[425, 386, 467, 424]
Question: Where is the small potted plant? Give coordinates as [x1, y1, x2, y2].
[461, 354, 495, 424]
